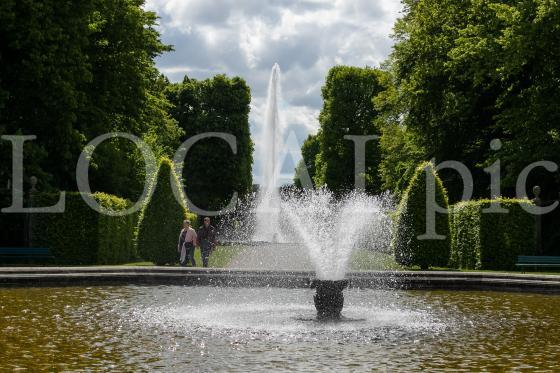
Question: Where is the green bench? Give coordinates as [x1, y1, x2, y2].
[516, 255, 560, 270]
[0, 247, 53, 262]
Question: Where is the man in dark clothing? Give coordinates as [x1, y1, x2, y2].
[197, 217, 217, 268]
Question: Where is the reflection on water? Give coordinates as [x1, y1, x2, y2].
[1, 286, 559, 371]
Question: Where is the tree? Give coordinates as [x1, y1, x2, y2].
[166, 75, 253, 213]
[314, 66, 387, 195]
[393, 162, 451, 270]
[386, 0, 560, 201]
[81, 0, 180, 201]
[374, 68, 424, 200]
[136, 158, 194, 265]
[388, 0, 499, 202]
[378, 123, 425, 200]
[0, 0, 93, 191]
[446, 0, 560, 198]
[294, 134, 320, 188]
[0, 0, 181, 201]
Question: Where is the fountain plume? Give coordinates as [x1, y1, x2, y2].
[254, 63, 284, 242]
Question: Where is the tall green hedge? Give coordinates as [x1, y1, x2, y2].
[136, 158, 196, 265]
[450, 199, 535, 270]
[32, 192, 135, 264]
[393, 162, 451, 269]
[0, 191, 25, 247]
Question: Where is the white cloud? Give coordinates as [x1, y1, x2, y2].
[145, 0, 401, 184]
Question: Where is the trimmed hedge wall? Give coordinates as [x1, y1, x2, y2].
[136, 158, 196, 265]
[392, 162, 451, 269]
[0, 191, 25, 247]
[450, 199, 535, 270]
[32, 192, 135, 264]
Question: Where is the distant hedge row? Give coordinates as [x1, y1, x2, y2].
[393, 162, 536, 270]
[450, 199, 535, 270]
[32, 192, 136, 265]
[0, 191, 25, 247]
[4, 158, 196, 266]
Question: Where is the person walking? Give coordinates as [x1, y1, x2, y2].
[178, 220, 197, 267]
[197, 217, 217, 268]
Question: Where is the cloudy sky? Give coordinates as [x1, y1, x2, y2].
[145, 0, 402, 185]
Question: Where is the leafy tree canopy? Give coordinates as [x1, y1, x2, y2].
[0, 0, 181, 201]
[166, 75, 253, 213]
[314, 66, 388, 195]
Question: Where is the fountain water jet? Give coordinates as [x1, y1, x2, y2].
[281, 189, 393, 280]
[281, 189, 393, 320]
[249, 64, 394, 320]
[254, 63, 284, 242]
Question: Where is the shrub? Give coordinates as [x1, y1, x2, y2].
[136, 158, 196, 265]
[0, 191, 25, 248]
[95, 193, 136, 264]
[450, 199, 535, 270]
[392, 162, 451, 269]
[32, 192, 135, 264]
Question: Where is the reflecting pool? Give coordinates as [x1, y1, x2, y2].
[1, 286, 559, 371]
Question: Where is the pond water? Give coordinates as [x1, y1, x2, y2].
[1, 286, 559, 371]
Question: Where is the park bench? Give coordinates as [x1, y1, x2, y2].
[0, 247, 53, 263]
[516, 255, 560, 270]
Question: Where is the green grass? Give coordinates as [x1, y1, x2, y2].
[122, 261, 153, 266]
[202, 245, 246, 268]
[122, 245, 246, 268]
[347, 249, 560, 274]
[455, 268, 560, 275]
[6, 242, 559, 274]
[124, 248, 405, 271]
[117, 246, 560, 275]
[349, 250, 404, 271]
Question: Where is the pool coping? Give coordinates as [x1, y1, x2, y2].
[0, 266, 559, 293]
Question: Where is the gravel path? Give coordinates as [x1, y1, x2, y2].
[227, 243, 314, 271]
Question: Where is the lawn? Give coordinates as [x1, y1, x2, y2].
[124, 245, 247, 268]
[349, 249, 403, 271]
[123, 246, 560, 274]
[125, 247, 402, 270]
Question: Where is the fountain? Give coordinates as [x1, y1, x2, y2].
[2, 62, 558, 367]
[253, 63, 284, 243]
[312, 279, 349, 320]
[281, 188, 392, 319]
[249, 64, 394, 320]
[2, 72, 559, 371]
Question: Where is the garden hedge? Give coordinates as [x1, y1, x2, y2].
[31, 192, 135, 264]
[450, 199, 535, 270]
[136, 157, 196, 265]
[0, 191, 25, 248]
[392, 162, 451, 269]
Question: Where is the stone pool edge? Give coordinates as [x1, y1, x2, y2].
[0, 267, 559, 294]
